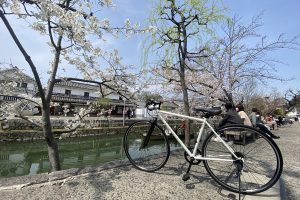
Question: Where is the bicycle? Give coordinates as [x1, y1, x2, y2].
[277, 119, 293, 128]
[123, 100, 283, 196]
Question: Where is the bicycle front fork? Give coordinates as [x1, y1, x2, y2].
[140, 119, 157, 149]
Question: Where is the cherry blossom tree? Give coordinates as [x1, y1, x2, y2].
[0, 0, 152, 171]
[200, 15, 299, 104]
[145, 0, 225, 145]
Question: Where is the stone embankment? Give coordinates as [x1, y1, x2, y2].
[0, 117, 184, 141]
[0, 117, 137, 141]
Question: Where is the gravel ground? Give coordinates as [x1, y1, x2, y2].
[0, 123, 299, 200]
[274, 123, 300, 200]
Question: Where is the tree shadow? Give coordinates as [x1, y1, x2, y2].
[80, 167, 123, 199]
[284, 168, 300, 179]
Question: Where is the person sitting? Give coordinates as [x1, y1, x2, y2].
[236, 104, 252, 126]
[277, 116, 284, 127]
[250, 109, 280, 139]
[249, 108, 258, 126]
[218, 102, 243, 128]
[266, 114, 277, 130]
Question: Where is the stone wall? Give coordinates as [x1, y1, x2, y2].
[0, 126, 128, 142]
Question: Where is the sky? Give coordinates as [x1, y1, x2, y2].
[0, 0, 299, 95]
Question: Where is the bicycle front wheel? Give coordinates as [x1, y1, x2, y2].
[202, 125, 283, 194]
[123, 120, 170, 172]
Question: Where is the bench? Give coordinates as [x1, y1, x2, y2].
[225, 130, 256, 145]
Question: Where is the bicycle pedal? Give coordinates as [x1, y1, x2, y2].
[182, 173, 190, 181]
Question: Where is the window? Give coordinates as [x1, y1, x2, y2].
[65, 90, 71, 95]
[21, 82, 28, 88]
[84, 92, 89, 97]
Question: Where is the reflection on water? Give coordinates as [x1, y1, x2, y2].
[0, 134, 181, 178]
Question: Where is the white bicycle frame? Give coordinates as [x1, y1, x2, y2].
[157, 110, 239, 162]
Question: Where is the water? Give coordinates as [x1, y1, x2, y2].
[0, 134, 181, 178]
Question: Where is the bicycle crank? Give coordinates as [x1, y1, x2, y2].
[184, 147, 202, 165]
[233, 152, 245, 173]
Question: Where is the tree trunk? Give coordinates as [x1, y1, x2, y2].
[179, 16, 191, 146]
[179, 63, 191, 146]
[182, 87, 191, 147]
[42, 103, 61, 171]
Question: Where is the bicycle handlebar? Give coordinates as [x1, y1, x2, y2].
[146, 100, 161, 111]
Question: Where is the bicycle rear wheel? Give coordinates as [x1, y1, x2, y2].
[202, 124, 283, 194]
[123, 120, 170, 172]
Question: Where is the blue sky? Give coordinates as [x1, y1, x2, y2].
[0, 0, 299, 94]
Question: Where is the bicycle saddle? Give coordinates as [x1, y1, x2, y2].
[194, 107, 222, 118]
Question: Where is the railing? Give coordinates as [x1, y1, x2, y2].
[51, 94, 134, 106]
[0, 94, 135, 107]
[51, 94, 98, 103]
[0, 95, 21, 101]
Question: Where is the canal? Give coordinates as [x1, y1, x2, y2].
[0, 134, 182, 178]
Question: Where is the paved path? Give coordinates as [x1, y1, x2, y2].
[0, 123, 299, 200]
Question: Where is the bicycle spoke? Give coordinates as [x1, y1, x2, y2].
[203, 125, 282, 194]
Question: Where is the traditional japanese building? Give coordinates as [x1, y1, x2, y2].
[51, 79, 135, 116]
[0, 66, 39, 116]
[0, 66, 37, 98]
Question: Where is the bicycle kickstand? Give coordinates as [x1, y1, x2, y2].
[182, 158, 194, 181]
[237, 165, 242, 200]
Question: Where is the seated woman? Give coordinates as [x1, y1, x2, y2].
[266, 114, 277, 130]
[236, 104, 252, 126]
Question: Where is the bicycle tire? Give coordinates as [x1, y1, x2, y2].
[123, 120, 170, 172]
[202, 124, 283, 194]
